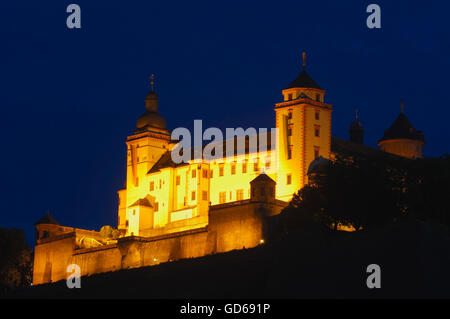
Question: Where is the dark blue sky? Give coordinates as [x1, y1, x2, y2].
[1, 1, 449, 247]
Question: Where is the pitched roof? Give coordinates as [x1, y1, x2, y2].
[129, 197, 152, 208]
[285, 69, 321, 90]
[378, 112, 424, 143]
[148, 131, 275, 174]
[148, 150, 181, 173]
[34, 212, 60, 225]
[331, 136, 397, 159]
[250, 173, 275, 184]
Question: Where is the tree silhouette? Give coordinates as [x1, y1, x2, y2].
[0, 228, 32, 293]
[282, 153, 407, 232]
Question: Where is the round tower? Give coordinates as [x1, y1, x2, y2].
[377, 102, 425, 159]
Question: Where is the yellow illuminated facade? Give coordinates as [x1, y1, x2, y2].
[32, 58, 334, 285]
[117, 63, 333, 237]
[34, 55, 420, 285]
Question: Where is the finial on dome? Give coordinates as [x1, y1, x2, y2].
[355, 109, 359, 120]
[302, 52, 306, 68]
[150, 74, 155, 92]
[400, 99, 404, 113]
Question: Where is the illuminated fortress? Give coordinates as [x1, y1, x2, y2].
[32, 55, 425, 285]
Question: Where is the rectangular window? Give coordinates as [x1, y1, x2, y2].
[288, 93, 293, 100]
[136, 178, 139, 187]
[242, 163, 247, 173]
[154, 202, 159, 212]
[265, 160, 271, 169]
[288, 110, 293, 119]
[287, 125, 293, 137]
[159, 179, 161, 189]
[231, 163, 236, 175]
[202, 191, 208, 201]
[229, 191, 232, 200]
[287, 146, 293, 160]
[219, 164, 224, 176]
[219, 192, 226, 204]
[314, 146, 320, 159]
[191, 191, 196, 201]
[253, 161, 259, 172]
[287, 174, 292, 185]
[314, 125, 320, 137]
[202, 169, 208, 178]
[150, 181, 154, 191]
[210, 169, 213, 178]
[192, 169, 196, 178]
[315, 111, 320, 120]
[175, 176, 180, 186]
[316, 94, 320, 102]
[236, 189, 244, 201]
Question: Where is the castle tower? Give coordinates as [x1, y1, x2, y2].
[117, 75, 172, 231]
[250, 173, 276, 203]
[275, 53, 332, 201]
[377, 101, 425, 159]
[349, 109, 364, 144]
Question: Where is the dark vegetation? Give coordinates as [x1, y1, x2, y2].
[276, 153, 450, 235]
[0, 228, 32, 294]
[3, 154, 450, 298]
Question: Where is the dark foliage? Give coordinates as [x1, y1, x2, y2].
[281, 153, 450, 233]
[281, 154, 407, 232]
[0, 228, 32, 294]
[406, 154, 450, 227]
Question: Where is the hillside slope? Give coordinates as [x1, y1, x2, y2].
[8, 217, 450, 299]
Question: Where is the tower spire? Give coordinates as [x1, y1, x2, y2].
[302, 52, 306, 68]
[355, 108, 359, 120]
[150, 74, 155, 92]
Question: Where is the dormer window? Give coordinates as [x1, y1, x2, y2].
[316, 94, 320, 102]
[288, 93, 293, 100]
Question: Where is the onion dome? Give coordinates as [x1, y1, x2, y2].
[136, 74, 167, 130]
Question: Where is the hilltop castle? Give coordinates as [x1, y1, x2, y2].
[32, 55, 425, 285]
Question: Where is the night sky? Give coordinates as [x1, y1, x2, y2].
[1, 1, 449, 247]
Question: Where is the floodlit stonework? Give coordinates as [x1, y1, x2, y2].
[32, 56, 424, 285]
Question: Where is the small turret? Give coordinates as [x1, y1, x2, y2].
[378, 101, 425, 159]
[349, 109, 364, 144]
[250, 173, 276, 203]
